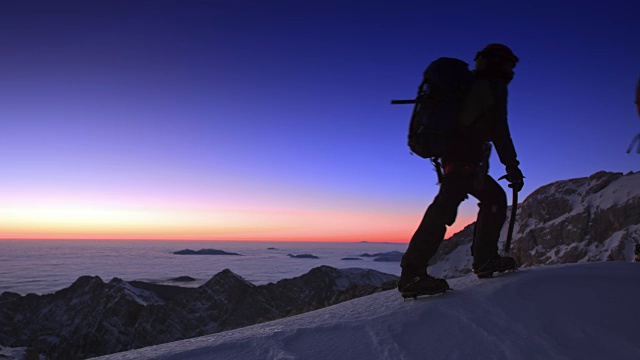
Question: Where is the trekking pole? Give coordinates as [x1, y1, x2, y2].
[627, 133, 640, 154]
[498, 175, 518, 253]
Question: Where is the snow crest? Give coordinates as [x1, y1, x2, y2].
[92, 262, 640, 360]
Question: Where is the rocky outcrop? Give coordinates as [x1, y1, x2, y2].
[511, 171, 640, 265]
[0, 276, 164, 360]
[427, 171, 640, 278]
[0, 266, 397, 360]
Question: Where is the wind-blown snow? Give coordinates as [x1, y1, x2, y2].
[593, 173, 640, 210]
[117, 280, 165, 306]
[92, 261, 640, 360]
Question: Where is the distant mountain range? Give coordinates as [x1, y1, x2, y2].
[0, 266, 397, 359]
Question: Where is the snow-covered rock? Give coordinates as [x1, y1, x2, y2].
[512, 171, 640, 265]
[428, 171, 640, 279]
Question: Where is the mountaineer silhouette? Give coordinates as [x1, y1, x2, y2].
[392, 44, 524, 299]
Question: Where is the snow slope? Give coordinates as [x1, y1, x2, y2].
[93, 261, 640, 360]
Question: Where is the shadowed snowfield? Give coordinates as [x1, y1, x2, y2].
[92, 261, 640, 360]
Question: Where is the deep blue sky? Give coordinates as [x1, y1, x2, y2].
[1, 1, 639, 241]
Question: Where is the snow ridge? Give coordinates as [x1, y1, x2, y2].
[92, 262, 640, 360]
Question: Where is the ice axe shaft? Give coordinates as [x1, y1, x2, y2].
[504, 186, 518, 253]
[499, 175, 518, 253]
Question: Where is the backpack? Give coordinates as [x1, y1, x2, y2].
[392, 57, 473, 160]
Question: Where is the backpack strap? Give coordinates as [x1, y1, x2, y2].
[431, 158, 444, 184]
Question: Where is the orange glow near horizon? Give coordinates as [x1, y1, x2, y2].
[0, 204, 473, 242]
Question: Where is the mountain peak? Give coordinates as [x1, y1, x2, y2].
[202, 268, 255, 293]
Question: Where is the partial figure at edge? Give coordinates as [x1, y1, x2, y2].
[627, 76, 640, 153]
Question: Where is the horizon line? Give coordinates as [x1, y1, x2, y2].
[0, 237, 412, 244]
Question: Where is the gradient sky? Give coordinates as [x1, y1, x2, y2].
[1, 1, 639, 242]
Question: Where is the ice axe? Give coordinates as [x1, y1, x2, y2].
[498, 175, 518, 253]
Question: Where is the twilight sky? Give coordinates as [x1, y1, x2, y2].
[1, 1, 639, 242]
